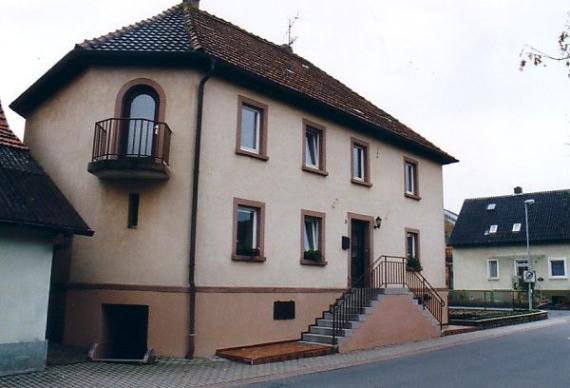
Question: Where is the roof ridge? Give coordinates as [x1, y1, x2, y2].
[464, 189, 570, 202]
[182, 3, 203, 51]
[78, 3, 183, 49]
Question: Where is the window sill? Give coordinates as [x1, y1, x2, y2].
[302, 166, 328, 177]
[487, 278, 500, 281]
[300, 259, 328, 267]
[405, 192, 421, 201]
[351, 178, 372, 188]
[235, 148, 269, 161]
[232, 254, 267, 263]
[548, 276, 568, 280]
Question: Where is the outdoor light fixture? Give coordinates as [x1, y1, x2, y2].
[373, 216, 382, 229]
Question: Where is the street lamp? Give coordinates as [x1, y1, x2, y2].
[524, 199, 535, 311]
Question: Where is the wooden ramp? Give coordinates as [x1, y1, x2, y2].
[442, 325, 478, 336]
[216, 341, 333, 365]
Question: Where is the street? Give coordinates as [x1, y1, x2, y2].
[247, 313, 570, 388]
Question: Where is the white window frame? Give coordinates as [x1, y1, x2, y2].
[487, 259, 500, 280]
[240, 104, 261, 153]
[405, 162, 417, 195]
[352, 144, 365, 181]
[489, 224, 498, 234]
[305, 127, 321, 169]
[486, 203, 496, 210]
[303, 216, 320, 252]
[514, 259, 529, 279]
[512, 223, 522, 233]
[548, 257, 568, 279]
[237, 206, 258, 250]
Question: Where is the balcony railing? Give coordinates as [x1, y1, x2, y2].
[92, 118, 171, 163]
[88, 118, 172, 179]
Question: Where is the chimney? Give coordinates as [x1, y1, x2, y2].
[183, 0, 200, 8]
[514, 186, 523, 195]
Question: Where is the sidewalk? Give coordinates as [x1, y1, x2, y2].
[1, 313, 568, 388]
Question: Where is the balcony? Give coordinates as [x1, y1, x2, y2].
[88, 118, 172, 180]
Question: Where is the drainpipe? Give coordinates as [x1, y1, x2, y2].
[187, 57, 216, 358]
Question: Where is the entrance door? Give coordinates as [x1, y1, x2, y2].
[351, 220, 370, 287]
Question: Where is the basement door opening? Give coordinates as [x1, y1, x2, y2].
[102, 304, 149, 360]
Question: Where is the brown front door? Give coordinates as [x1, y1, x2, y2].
[350, 219, 370, 287]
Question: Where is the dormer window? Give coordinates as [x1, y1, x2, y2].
[487, 203, 496, 211]
[489, 225, 498, 234]
[512, 223, 522, 233]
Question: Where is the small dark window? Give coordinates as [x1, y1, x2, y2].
[128, 193, 140, 229]
[273, 301, 295, 320]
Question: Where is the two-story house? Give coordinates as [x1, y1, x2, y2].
[450, 188, 570, 305]
[10, 1, 457, 358]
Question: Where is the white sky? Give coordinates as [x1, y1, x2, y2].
[1, 0, 569, 212]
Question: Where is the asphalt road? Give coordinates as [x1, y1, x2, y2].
[247, 314, 570, 388]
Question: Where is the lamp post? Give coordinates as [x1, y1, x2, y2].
[524, 199, 535, 311]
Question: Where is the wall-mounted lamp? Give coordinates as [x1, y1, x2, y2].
[373, 216, 382, 229]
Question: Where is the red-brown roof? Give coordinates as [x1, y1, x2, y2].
[13, 3, 457, 164]
[0, 100, 26, 150]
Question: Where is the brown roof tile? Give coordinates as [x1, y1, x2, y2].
[0, 100, 27, 150]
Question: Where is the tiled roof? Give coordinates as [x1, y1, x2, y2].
[0, 100, 26, 150]
[0, 101, 92, 235]
[74, 4, 455, 164]
[449, 190, 570, 247]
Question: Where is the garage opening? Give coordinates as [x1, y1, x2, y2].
[101, 304, 149, 360]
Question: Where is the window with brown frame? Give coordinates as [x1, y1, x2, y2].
[300, 210, 326, 266]
[404, 157, 420, 199]
[351, 138, 371, 186]
[405, 229, 420, 263]
[232, 198, 266, 262]
[302, 120, 327, 176]
[236, 96, 268, 160]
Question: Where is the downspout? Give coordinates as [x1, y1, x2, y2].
[187, 57, 216, 358]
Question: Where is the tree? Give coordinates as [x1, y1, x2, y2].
[519, 17, 570, 77]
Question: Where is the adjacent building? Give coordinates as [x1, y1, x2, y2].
[10, 1, 456, 357]
[0, 100, 92, 376]
[450, 188, 570, 304]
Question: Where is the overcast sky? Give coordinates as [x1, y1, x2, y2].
[1, 0, 568, 212]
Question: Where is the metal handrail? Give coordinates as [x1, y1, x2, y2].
[331, 255, 446, 346]
[91, 118, 172, 164]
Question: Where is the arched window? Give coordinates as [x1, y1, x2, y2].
[121, 85, 160, 157]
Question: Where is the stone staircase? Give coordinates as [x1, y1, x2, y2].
[302, 288, 442, 347]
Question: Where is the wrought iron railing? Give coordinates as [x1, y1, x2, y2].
[331, 255, 446, 346]
[91, 118, 172, 164]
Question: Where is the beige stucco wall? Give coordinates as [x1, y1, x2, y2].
[196, 78, 447, 289]
[194, 291, 341, 357]
[0, 225, 54, 344]
[24, 67, 201, 287]
[64, 288, 189, 357]
[23, 66, 447, 290]
[454, 244, 570, 291]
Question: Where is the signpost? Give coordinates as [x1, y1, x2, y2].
[523, 269, 536, 311]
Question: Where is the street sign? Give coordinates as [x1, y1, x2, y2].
[523, 270, 536, 283]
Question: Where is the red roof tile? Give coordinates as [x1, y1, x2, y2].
[0, 100, 26, 150]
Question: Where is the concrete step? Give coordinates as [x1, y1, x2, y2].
[316, 319, 361, 329]
[301, 333, 338, 345]
[309, 325, 353, 336]
[328, 305, 374, 314]
[323, 312, 365, 321]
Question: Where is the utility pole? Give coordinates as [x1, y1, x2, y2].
[524, 199, 535, 311]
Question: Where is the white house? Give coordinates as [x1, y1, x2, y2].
[0, 100, 92, 376]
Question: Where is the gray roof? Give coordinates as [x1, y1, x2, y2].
[449, 189, 570, 247]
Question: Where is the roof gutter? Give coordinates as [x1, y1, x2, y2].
[187, 57, 216, 359]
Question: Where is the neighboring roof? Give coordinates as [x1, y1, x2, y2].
[11, 3, 457, 165]
[0, 100, 92, 236]
[449, 189, 570, 247]
[444, 209, 458, 223]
